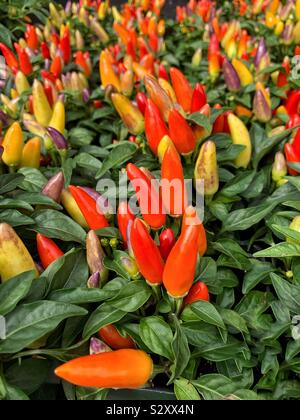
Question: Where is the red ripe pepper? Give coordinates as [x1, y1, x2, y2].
[126, 163, 166, 229]
[126, 40, 136, 61]
[212, 104, 230, 134]
[158, 63, 168, 81]
[14, 43, 32, 75]
[117, 201, 135, 248]
[168, 108, 196, 155]
[25, 24, 39, 50]
[37, 233, 64, 269]
[286, 90, 300, 117]
[284, 143, 299, 176]
[292, 127, 300, 155]
[159, 228, 175, 260]
[98, 324, 135, 349]
[60, 27, 71, 64]
[28, 95, 34, 114]
[145, 98, 169, 154]
[75, 51, 91, 77]
[68, 185, 109, 230]
[130, 218, 164, 285]
[138, 37, 148, 58]
[161, 145, 187, 217]
[93, 100, 103, 109]
[170, 67, 193, 113]
[182, 206, 207, 256]
[286, 115, 300, 129]
[163, 224, 200, 298]
[183, 282, 210, 306]
[277, 57, 290, 89]
[0, 43, 19, 71]
[149, 32, 158, 53]
[51, 32, 60, 47]
[50, 56, 63, 77]
[44, 83, 53, 107]
[41, 42, 50, 60]
[190, 83, 207, 113]
[136, 92, 148, 115]
[295, 46, 300, 56]
[41, 69, 57, 84]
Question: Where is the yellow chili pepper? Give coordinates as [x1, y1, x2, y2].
[111, 93, 144, 135]
[15, 71, 30, 95]
[157, 135, 175, 163]
[48, 96, 65, 134]
[227, 113, 252, 168]
[120, 69, 134, 97]
[32, 79, 53, 127]
[2, 122, 24, 167]
[158, 78, 177, 103]
[20, 137, 41, 168]
[0, 223, 38, 282]
[274, 21, 284, 36]
[232, 58, 254, 86]
[194, 140, 219, 197]
[99, 50, 121, 91]
[61, 189, 89, 229]
[297, 0, 300, 21]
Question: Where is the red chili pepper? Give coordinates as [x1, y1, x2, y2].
[130, 218, 164, 285]
[284, 143, 300, 176]
[117, 201, 135, 248]
[68, 185, 109, 230]
[161, 145, 187, 217]
[159, 228, 175, 260]
[41, 69, 57, 84]
[51, 32, 60, 47]
[41, 42, 50, 60]
[0, 43, 19, 71]
[14, 43, 32, 75]
[93, 100, 103, 109]
[170, 67, 193, 113]
[28, 95, 34, 114]
[182, 206, 207, 257]
[98, 324, 135, 349]
[126, 163, 166, 229]
[286, 90, 300, 117]
[145, 98, 169, 154]
[292, 127, 300, 155]
[168, 108, 196, 155]
[36, 233, 64, 269]
[126, 40, 136, 61]
[149, 32, 158, 53]
[44, 83, 53, 107]
[74, 51, 91, 77]
[277, 57, 290, 89]
[190, 83, 207, 113]
[286, 114, 300, 129]
[158, 63, 168, 81]
[25, 24, 39, 50]
[60, 27, 71, 64]
[50, 55, 62, 77]
[163, 224, 200, 298]
[183, 282, 210, 306]
[136, 92, 147, 115]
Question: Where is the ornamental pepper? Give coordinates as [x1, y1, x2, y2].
[2, 122, 24, 167]
[98, 325, 135, 350]
[136, 92, 147, 115]
[159, 228, 175, 261]
[194, 140, 219, 197]
[0, 223, 38, 282]
[286, 115, 300, 129]
[20, 137, 41, 169]
[99, 50, 121, 92]
[15, 71, 30, 95]
[190, 83, 207, 113]
[158, 63, 168, 81]
[286, 90, 300, 116]
[120, 69, 134, 97]
[68, 186, 109, 230]
[227, 113, 252, 168]
[49, 96, 65, 134]
[253, 83, 272, 123]
[86, 230, 108, 284]
[14, 43, 32, 76]
[163, 224, 200, 298]
[272, 151, 288, 186]
[222, 58, 241, 92]
[130, 218, 164, 285]
[182, 206, 207, 257]
[126, 163, 166, 229]
[111, 93, 144, 135]
[161, 145, 187, 217]
[32, 79, 53, 127]
[0, 43, 19, 71]
[144, 75, 173, 121]
[50, 55, 63, 77]
[158, 78, 177, 103]
[25, 24, 39, 50]
[61, 189, 89, 229]
[55, 349, 153, 389]
[145, 98, 169, 155]
[60, 27, 71, 64]
[42, 172, 65, 203]
[75, 51, 92, 77]
[168, 108, 196, 155]
[288, 215, 300, 244]
[169, 67, 193, 113]
[117, 202, 135, 248]
[37, 234, 64, 269]
[183, 282, 210, 306]
[41, 42, 50, 59]
[157, 135, 175, 163]
[284, 143, 300, 176]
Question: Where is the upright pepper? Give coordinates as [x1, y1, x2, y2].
[2, 122, 24, 167]
[284, 143, 300, 176]
[0, 43, 19, 71]
[0, 223, 38, 282]
[86, 230, 108, 284]
[272, 151, 288, 186]
[20, 137, 41, 168]
[117, 202, 135, 248]
[182, 206, 207, 257]
[163, 224, 200, 298]
[159, 228, 175, 261]
[227, 113, 252, 168]
[60, 26, 71, 64]
[183, 282, 210, 306]
[98, 325, 135, 350]
[253, 83, 272, 123]
[190, 83, 207, 113]
[169, 67, 193, 113]
[42, 172, 65, 203]
[286, 90, 300, 116]
[144, 75, 173, 121]
[99, 50, 121, 91]
[168, 109, 196, 155]
[32, 79, 53, 127]
[231, 58, 253, 86]
[15, 71, 30, 95]
[37, 234, 64, 269]
[194, 140, 219, 197]
[25, 24, 39, 50]
[222, 58, 241, 92]
[41, 42, 50, 59]
[158, 78, 177, 103]
[111, 93, 144, 135]
[55, 349, 153, 388]
[48, 96, 65, 134]
[61, 189, 89, 229]
[68, 186, 109, 230]
[136, 92, 147, 115]
[145, 98, 169, 155]
[126, 163, 166, 229]
[14, 43, 32, 76]
[161, 145, 187, 217]
[130, 218, 164, 285]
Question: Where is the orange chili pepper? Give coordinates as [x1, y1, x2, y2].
[98, 325, 135, 350]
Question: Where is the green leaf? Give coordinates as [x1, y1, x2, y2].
[32, 210, 86, 244]
[75, 153, 102, 175]
[0, 271, 35, 316]
[218, 308, 249, 333]
[0, 198, 33, 212]
[212, 239, 250, 270]
[190, 300, 226, 330]
[18, 168, 47, 192]
[83, 303, 126, 339]
[0, 301, 87, 353]
[174, 378, 200, 400]
[170, 316, 190, 382]
[242, 261, 274, 294]
[221, 170, 256, 197]
[271, 273, 300, 314]
[188, 112, 212, 133]
[0, 174, 24, 194]
[140, 316, 174, 360]
[254, 242, 300, 258]
[76, 387, 108, 400]
[0, 23, 13, 48]
[69, 128, 94, 147]
[96, 143, 138, 178]
[49, 288, 113, 305]
[0, 209, 34, 227]
[16, 192, 62, 209]
[108, 280, 152, 312]
[272, 224, 300, 244]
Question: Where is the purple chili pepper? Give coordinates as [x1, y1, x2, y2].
[47, 126, 68, 150]
[82, 88, 90, 103]
[0, 109, 12, 127]
[89, 337, 111, 355]
[254, 39, 267, 68]
[222, 58, 241, 92]
[87, 271, 101, 289]
[65, 0, 72, 15]
[42, 171, 65, 203]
